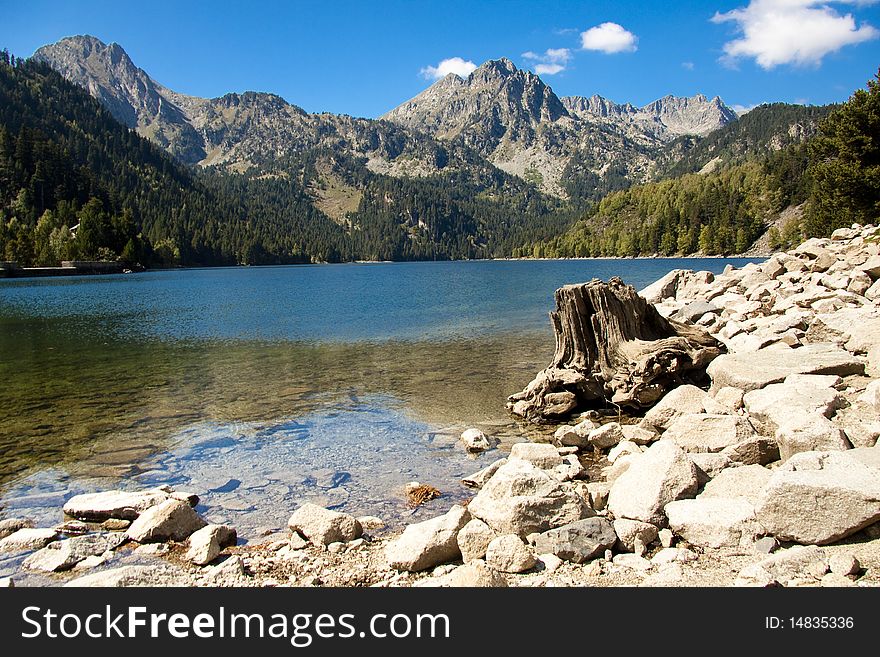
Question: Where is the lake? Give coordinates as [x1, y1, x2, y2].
[0, 258, 759, 543]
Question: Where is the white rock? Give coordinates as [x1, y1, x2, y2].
[287, 503, 362, 545]
[663, 414, 756, 453]
[587, 422, 624, 449]
[859, 380, 880, 411]
[460, 428, 496, 453]
[643, 385, 718, 430]
[774, 414, 850, 462]
[63, 489, 171, 522]
[735, 546, 828, 587]
[755, 450, 880, 544]
[456, 518, 495, 563]
[0, 527, 58, 553]
[0, 518, 34, 540]
[608, 440, 643, 464]
[126, 499, 207, 543]
[185, 524, 235, 566]
[665, 498, 760, 548]
[23, 532, 127, 572]
[467, 459, 591, 537]
[713, 386, 744, 412]
[720, 435, 780, 466]
[621, 424, 659, 445]
[829, 553, 860, 577]
[613, 518, 659, 553]
[607, 441, 700, 525]
[485, 534, 536, 573]
[385, 505, 470, 572]
[658, 528, 675, 548]
[356, 516, 386, 532]
[700, 464, 772, 504]
[688, 453, 732, 479]
[650, 547, 698, 566]
[509, 442, 563, 469]
[743, 375, 844, 436]
[418, 560, 508, 588]
[707, 344, 864, 393]
[585, 482, 610, 511]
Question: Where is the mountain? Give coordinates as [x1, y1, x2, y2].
[36, 38, 738, 202]
[382, 58, 738, 196]
[32, 35, 475, 181]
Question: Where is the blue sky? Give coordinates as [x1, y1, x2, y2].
[2, 0, 879, 117]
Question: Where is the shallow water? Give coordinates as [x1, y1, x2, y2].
[0, 258, 760, 541]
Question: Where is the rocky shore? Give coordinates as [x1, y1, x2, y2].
[1, 224, 879, 588]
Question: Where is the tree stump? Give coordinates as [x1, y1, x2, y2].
[507, 277, 723, 422]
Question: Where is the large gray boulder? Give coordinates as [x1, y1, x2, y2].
[467, 459, 591, 537]
[663, 413, 756, 453]
[706, 344, 864, 393]
[63, 489, 171, 521]
[755, 451, 880, 545]
[126, 499, 207, 543]
[23, 532, 127, 572]
[532, 517, 617, 563]
[287, 503, 362, 545]
[665, 498, 761, 548]
[385, 505, 470, 572]
[607, 440, 700, 525]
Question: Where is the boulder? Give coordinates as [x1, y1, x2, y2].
[456, 518, 495, 563]
[460, 428, 495, 453]
[860, 380, 880, 411]
[461, 458, 506, 489]
[23, 532, 127, 572]
[720, 435, 780, 466]
[665, 498, 760, 548]
[0, 527, 58, 553]
[743, 375, 844, 436]
[419, 560, 508, 588]
[485, 534, 536, 573]
[700, 464, 772, 504]
[509, 442, 563, 469]
[62, 489, 170, 522]
[63, 564, 190, 587]
[621, 424, 659, 445]
[607, 441, 700, 525]
[613, 518, 659, 553]
[385, 505, 470, 572]
[185, 524, 236, 566]
[755, 451, 880, 544]
[713, 387, 744, 412]
[663, 414, 756, 453]
[642, 385, 719, 430]
[554, 420, 595, 448]
[735, 546, 828, 587]
[467, 459, 591, 537]
[706, 344, 864, 393]
[775, 413, 851, 462]
[532, 517, 617, 563]
[608, 440, 643, 464]
[688, 453, 733, 479]
[587, 422, 624, 449]
[126, 499, 208, 543]
[0, 518, 34, 540]
[829, 553, 860, 577]
[287, 503, 362, 546]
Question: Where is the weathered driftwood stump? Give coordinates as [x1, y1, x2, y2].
[508, 277, 723, 422]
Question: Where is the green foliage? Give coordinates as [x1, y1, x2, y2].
[805, 69, 880, 235]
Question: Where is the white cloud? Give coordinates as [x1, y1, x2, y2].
[713, 0, 879, 69]
[732, 102, 762, 114]
[682, 61, 695, 70]
[580, 22, 638, 53]
[522, 48, 572, 75]
[420, 57, 478, 80]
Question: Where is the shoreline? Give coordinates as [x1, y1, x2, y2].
[1, 226, 876, 588]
